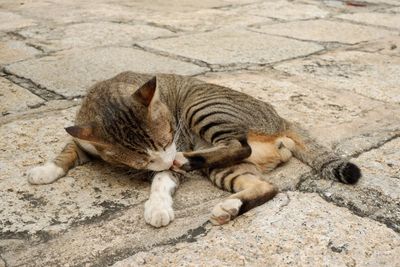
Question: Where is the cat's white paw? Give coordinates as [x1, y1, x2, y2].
[210, 198, 242, 225]
[27, 162, 65, 185]
[144, 196, 174, 228]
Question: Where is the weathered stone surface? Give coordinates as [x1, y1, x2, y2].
[111, 0, 259, 12]
[254, 19, 396, 44]
[19, 22, 174, 51]
[0, 41, 40, 65]
[355, 138, 400, 199]
[388, 6, 400, 13]
[5, 47, 207, 98]
[333, 127, 400, 158]
[139, 29, 323, 67]
[362, 0, 400, 4]
[0, 77, 44, 116]
[134, 9, 270, 32]
[2, 1, 115, 24]
[338, 12, 400, 29]
[352, 35, 400, 57]
[275, 50, 400, 103]
[0, 11, 36, 31]
[234, 0, 329, 20]
[113, 192, 400, 267]
[299, 138, 400, 233]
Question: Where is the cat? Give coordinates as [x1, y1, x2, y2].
[27, 71, 361, 227]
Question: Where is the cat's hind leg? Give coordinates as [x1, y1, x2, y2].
[144, 171, 179, 228]
[247, 131, 296, 172]
[27, 140, 89, 184]
[208, 162, 278, 225]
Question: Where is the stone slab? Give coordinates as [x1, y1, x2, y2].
[112, 0, 259, 12]
[388, 6, 400, 12]
[274, 50, 400, 103]
[19, 22, 174, 51]
[139, 29, 323, 67]
[355, 138, 400, 199]
[299, 138, 400, 233]
[362, 0, 400, 5]
[0, 77, 44, 116]
[234, 0, 329, 20]
[1, 1, 112, 25]
[134, 9, 270, 32]
[113, 192, 400, 267]
[254, 19, 396, 44]
[0, 11, 36, 31]
[338, 12, 400, 29]
[0, 41, 40, 66]
[352, 35, 400, 57]
[5, 47, 208, 98]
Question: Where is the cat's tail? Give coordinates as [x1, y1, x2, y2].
[286, 122, 361, 184]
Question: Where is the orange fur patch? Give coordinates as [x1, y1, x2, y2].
[247, 131, 296, 172]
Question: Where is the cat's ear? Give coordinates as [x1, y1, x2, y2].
[133, 77, 157, 107]
[65, 123, 101, 143]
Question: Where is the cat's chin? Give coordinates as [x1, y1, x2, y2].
[147, 164, 173, 172]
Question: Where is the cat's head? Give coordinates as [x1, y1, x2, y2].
[65, 77, 177, 171]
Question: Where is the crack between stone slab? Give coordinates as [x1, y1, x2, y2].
[25, 42, 46, 53]
[247, 27, 355, 47]
[211, 0, 265, 11]
[72, 196, 223, 267]
[1, 69, 65, 101]
[267, 49, 400, 106]
[294, 173, 400, 234]
[341, 132, 400, 158]
[0, 254, 8, 267]
[317, 187, 399, 234]
[92, 221, 211, 267]
[5, 31, 26, 41]
[330, 17, 400, 33]
[132, 43, 211, 69]
[133, 29, 345, 73]
[0, 100, 79, 126]
[355, 47, 400, 59]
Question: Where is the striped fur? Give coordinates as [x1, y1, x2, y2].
[28, 71, 361, 226]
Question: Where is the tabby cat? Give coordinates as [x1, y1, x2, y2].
[27, 72, 361, 227]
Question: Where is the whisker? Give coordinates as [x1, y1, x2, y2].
[173, 116, 184, 143]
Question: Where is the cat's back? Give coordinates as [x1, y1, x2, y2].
[76, 72, 194, 123]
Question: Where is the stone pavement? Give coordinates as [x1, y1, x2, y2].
[0, 0, 399, 266]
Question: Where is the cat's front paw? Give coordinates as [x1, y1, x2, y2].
[27, 162, 65, 185]
[210, 198, 242, 225]
[144, 196, 174, 228]
[173, 152, 205, 171]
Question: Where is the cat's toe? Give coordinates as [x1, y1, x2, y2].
[27, 162, 65, 185]
[144, 198, 174, 228]
[210, 198, 242, 225]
